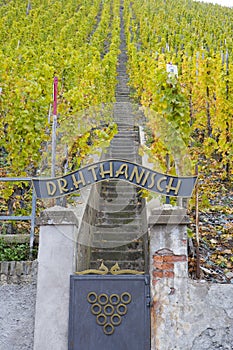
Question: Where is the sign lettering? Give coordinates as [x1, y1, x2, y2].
[32, 159, 197, 199]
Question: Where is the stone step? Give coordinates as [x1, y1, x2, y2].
[92, 242, 142, 249]
[100, 180, 138, 187]
[107, 150, 136, 154]
[98, 199, 140, 207]
[93, 226, 142, 235]
[92, 237, 144, 248]
[109, 142, 138, 152]
[98, 192, 138, 200]
[98, 211, 143, 219]
[113, 136, 138, 141]
[108, 149, 136, 155]
[99, 203, 141, 211]
[91, 239, 143, 249]
[110, 143, 136, 148]
[98, 209, 141, 218]
[99, 187, 139, 195]
[116, 94, 130, 98]
[107, 146, 137, 151]
[110, 134, 138, 141]
[95, 218, 141, 227]
[114, 135, 138, 139]
[114, 127, 136, 131]
[97, 218, 141, 226]
[89, 3, 148, 272]
[109, 144, 136, 149]
[92, 240, 143, 251]
[116, 130, 138, 134]
[91, 250, 143, 262]
[113, 132, 138, 137]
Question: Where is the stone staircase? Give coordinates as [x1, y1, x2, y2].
[89, 3, 148, 272]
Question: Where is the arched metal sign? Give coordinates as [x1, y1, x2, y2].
[32, 159, 197, 199]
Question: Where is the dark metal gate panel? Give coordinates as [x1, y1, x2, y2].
[68, 275, 150, 350]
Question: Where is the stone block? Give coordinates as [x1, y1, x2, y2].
[37, 205, 79, 226]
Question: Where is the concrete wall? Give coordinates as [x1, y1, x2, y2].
[149, 205, 233, 350]
[33, 207, 79, 350]
[150, 279, 233, 350]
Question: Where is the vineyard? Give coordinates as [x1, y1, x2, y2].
[0, 0, 232, 278]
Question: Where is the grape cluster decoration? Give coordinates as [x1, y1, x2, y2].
[87, 291, 132, 335]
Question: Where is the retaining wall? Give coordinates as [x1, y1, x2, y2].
[0, 261, 37, 350]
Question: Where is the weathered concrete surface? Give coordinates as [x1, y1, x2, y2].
[189, 282, 233, 350]
[0, 283, 36, 350]
[149, 205, 233, 350]
[151, 279, 233, 350]
[34, 207, 79, 350]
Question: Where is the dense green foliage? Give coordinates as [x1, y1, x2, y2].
[0, 0, 120, 178]
[0, 0, 120, 207]
[124, 0, 233, 179]
[0, 238, 37, 261]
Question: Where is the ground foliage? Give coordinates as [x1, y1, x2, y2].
[188, 170, 233, 283]
[0, 238, 38, 261]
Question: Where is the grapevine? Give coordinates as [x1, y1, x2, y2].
[124, 0, 233, 180]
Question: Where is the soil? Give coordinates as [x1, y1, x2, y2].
[188, 175, 233, 283]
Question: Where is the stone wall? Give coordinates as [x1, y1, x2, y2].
[0, 261, 37, 350]
[0, 260, 38, 284]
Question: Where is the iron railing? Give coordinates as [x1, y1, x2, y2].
[0, 177, 36, 257]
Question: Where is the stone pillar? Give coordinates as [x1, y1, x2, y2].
[148, 205, 189, 350]
[34, 206, 79, 350]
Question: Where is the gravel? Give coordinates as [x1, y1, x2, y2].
[0, 283, 36, 350]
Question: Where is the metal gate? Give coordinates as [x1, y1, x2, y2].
[68, 275, 150, 350]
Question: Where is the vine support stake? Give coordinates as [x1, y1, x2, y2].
[195, 163, 200, 279]
[29, 189, 37, 259]
[51, 77, 58, 178]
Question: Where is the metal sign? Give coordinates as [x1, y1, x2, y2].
[68, 275, 150, 350]
[166, 63, 178, 77]
[32, 159, 197, 199]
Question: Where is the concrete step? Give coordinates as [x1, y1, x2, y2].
[109, 145, 136, 150]
[114, 132, 139, 141]
[96, 240, 143, 250]
[98, 207, 141, 215]
[91, 250, 143, 262]
[98, 192, 138, 200]
[99, 203, 141, 211]
[89, 3, 148, 272]
[95, 218, 141, 226]
[93, 226, 142, 236]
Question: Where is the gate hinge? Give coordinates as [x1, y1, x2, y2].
[146, 295, 151, 307]
[144, 275, 150, 285]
